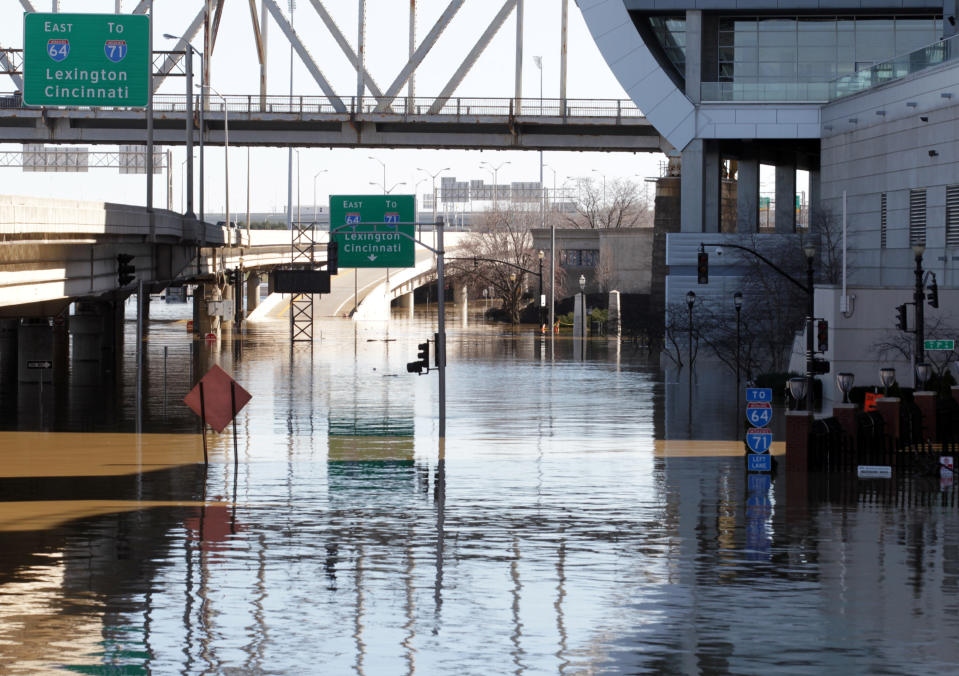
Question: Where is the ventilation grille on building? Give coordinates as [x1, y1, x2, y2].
[909, 189, 927, 246]
[880, 192, 887, 248]
[947, 185, 959, 247]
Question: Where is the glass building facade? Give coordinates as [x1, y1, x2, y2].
[638, 13, 942, 100]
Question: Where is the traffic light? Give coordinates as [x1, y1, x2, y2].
[407, 341, 430, 375]
[116, 253, 135, 286]
[327, 240, 338, 275]
[895, 303, 908, 331]
[697, 252, 708, 285]
[927, 277, 939, 308]
[817, 319, 828, 353]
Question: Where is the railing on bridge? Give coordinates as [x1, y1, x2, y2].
[0, 90, 644, 122]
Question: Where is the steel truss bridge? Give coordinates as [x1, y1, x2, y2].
[0, 0, 665, 152]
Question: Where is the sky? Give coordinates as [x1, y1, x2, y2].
[0, 0, 669, 216]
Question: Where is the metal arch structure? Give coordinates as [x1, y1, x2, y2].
[0, 0, 669, 153]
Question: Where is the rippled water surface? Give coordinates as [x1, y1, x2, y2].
[1, 303, 958, 674]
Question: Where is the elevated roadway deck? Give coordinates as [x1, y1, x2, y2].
[0, 95, 667, 153]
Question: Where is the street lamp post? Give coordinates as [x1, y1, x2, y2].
[804, 243, 816, 415]
[537, 250, 545, 330]
[369, 156, 387, 193]
[164, 35, 201, 219]
[370, 181, 406, 194]
[734, 290, 743, 428]
[417, 166, 450, 248]
[198, 84, 229, 239]
[481, 160, 510, 210]
[913, 243, 926, 382]
[686, 291, 696, 369]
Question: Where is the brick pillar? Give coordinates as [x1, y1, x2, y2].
[876, 397, 900, 441]
[833, 403, 858, 443]
[786, 411, 810, 474]
[913, 392, 937, 442]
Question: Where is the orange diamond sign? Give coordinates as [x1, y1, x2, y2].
[183, 364, 252, 433]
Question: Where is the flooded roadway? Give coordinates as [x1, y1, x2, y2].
[1, 300, 958, 674]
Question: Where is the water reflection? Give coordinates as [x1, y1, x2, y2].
[0, 305, 957, 672]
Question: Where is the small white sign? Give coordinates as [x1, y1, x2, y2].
[941, 456, 954, 479]
[857, 465, 892, 479]
[207, 300, 234, 318]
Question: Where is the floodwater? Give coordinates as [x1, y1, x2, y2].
[1, 300, 958, 674]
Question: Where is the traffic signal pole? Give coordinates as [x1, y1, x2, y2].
[330, 215, 447, 437]
[437, 218, 446, 438]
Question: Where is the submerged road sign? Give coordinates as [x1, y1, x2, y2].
[746, 402, 773, 427]
[329, 194, 415, 268]
[23, 13, 150, 107]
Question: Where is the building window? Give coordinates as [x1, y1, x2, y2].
[880, 192, 887, 248]
[560, 249, 599, 267]
[947, 185, 959, 247]
[715, 15, 940, 86]
[909, 188, 926, 246]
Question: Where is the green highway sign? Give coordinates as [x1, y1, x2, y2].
[329, 194, 416, 268]
[924, 339, 955, 350]
[23, 13, 150, 108]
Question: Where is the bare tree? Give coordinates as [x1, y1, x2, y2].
[449, 203, 556, 323]
[564, 177, 652, 229]
[872, 314, 959, 380]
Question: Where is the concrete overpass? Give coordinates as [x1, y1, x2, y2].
[0, 94, 666, 153]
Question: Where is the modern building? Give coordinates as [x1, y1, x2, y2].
[580, 1, 959, 398]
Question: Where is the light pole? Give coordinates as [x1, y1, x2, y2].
[371, 181, 406, 194]
[198, 84, 229, 238]
[538, 250, 545, 330]
[313, 169, 328, 223]
[481, 160, 510, 210]
[591, 168, 607, 205]
[369, 155, 387, 193]
[164, 35, 201, 219]
[913, 242, 926, 382]
[734, 291, 743, 390]
[579, 273, 586, 340]
[417, 166, 450, 249]
[686, 291, 696, 369]
[804, 243, 816, 415]
[533, 55, 544, 213]
[734, 291, 743, 438]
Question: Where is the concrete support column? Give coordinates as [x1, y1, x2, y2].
[0, 318, 17, 385]
[246, 272, 261, 315]
[456, 283, 468, 325]
[399, 291, 414, 319]
[221, 282, 234, 331]
[775, 161, 797, 233]
[876, 397, 901, 441]
[914, 392, 937, 442]
[808, 166, 821, 233]
[573, 292, 585, 338]
[680, 140, 705, 232]
[193, 282, 221, 338]
[680, 139, 721, 233]
[736, 154, 759, 233]
[17, 318, 53, 383]
[607, 290, 621, 341]
[785, 411, 810, 474]
[684, 11, 702, 104]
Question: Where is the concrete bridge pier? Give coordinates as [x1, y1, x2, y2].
[221, 281, 236, 333]
[246, 272, 261, 316]
[70, 300, 123, 386]
[17, 318, 54, 384]
[399, 291, 414, 319]
[0, 319, 17, 386]
[456, 284, 469, 326]
[193, 282, 223, 341]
